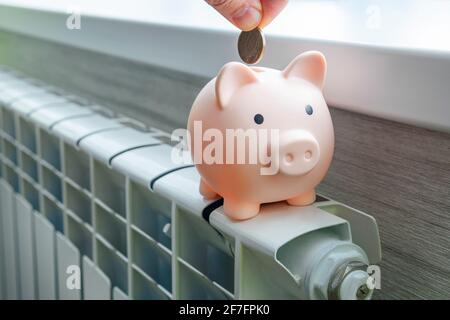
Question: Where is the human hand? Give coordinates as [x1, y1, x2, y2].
[206, 0, 288, 31]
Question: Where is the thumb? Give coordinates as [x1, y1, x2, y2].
[206, 0, 262, 31]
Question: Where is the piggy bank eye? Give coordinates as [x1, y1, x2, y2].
[254, 113, 264, 125]
[305, 105, 313, 115]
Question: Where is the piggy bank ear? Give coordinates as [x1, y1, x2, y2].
[283, 51, 327, 90]
[216, 62, 258, 109]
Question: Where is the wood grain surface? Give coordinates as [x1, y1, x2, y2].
[0, 30, 449, 299]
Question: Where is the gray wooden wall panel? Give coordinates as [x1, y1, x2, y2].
[323, 110, 450, 299]
[0, 30, 204, 133]
[0, 29, 449, 300]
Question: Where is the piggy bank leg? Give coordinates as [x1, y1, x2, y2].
[287, 189, 316, 206]
[200, 179, 219, 199]
[223, 199, 260, 220]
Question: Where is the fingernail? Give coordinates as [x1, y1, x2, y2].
[232, 6, 261, 31]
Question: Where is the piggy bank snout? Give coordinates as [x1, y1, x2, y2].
[278, 130, 320, 176]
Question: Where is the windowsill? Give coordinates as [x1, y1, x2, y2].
[0, 0, 449, 132]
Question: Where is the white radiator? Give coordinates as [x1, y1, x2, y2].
[0, 67, 382, 300]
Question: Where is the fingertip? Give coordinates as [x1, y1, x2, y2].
[259, 0, 289, 28]
[232, 5, 262, 31]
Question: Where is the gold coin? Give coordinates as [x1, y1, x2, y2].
[237, 28, 265, 65]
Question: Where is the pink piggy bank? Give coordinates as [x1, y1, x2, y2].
[188, 51, 334, 220]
